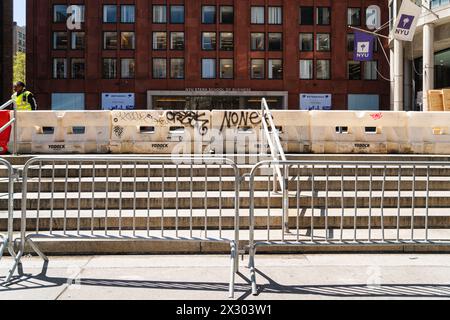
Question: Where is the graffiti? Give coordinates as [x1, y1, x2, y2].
[113, 112, 167, 126]
[370, 112, 383, 120]
[113, 126, 124, 138]
[166, 111, 209, 136]
[220, 111, 262, 132]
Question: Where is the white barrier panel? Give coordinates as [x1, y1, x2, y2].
[408, 112, 450, 154]
[110, 110, 210, 154]
[271, 111, 311, 153]
[15, 111, 111, 154]
[310, 111, 410, 154]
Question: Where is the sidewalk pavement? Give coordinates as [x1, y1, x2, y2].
[1, 254, 450, 300]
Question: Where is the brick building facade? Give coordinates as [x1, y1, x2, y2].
[0, 0, 13, 103]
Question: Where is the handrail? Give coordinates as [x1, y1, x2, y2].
[0, 100, 17, 155]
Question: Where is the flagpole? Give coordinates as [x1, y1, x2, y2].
[348, 26, 390, 39]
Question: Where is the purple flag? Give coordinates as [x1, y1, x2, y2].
[353, 30, 375, 61]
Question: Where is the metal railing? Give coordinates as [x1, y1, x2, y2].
[4, 155, 241, 298]
[0, 158, 15, 263]
[0, 100, 17, 155]
[248, 160, 450, 295]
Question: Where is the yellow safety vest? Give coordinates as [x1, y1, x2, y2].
[11, 91, 32, 111]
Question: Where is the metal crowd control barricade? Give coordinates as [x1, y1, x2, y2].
[5, 155, 240, 298]
[0, 158, 15, 263]
[248, 160, 450, 295]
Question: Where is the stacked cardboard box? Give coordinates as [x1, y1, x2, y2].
[443, 89, 450, 111]
[428, 90, 444, 111]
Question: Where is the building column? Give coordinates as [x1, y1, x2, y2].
[404, 57, 412, 111]
[390, 46, 395, 110]
[393, 39, 404, 111]
[422, 23, 435, 112]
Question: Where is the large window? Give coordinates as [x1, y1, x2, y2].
[300, 60, 313, 79]
[103, 5, 117, 23]
[51, 93, 85, 110]
[317, 7, 331, 25]
[300, 33, 313, 51]
[121, 32, 135, 50]
[103, 32, 118, 50]
[170, 5, 184, 24]
[268, 33, 282, 51]
[348, 8, 361, 26]
[71, 32, 85, 50]
[121, 58, 135, 78]
[202, 32, 216, 50]
[220, 59, 233, 79]
[363, 61, 378, 80]
[202, 6, 216, 24]
[53, 58, 67, 79]
[299, 7, 314, 25]
[68, 5, 85, 23]
[347, 34, 355, 51]
[121, 5, 135, 23]
[251, 59, 265, 79]
[202, 59, 216, 79]
[317, 60, 331, 79]
[170, 58, 185, 79]
[103, 58, 117, 79]
[251, 7, 265, 24]
[54, 5, 68, 23]
[170, 32, 184, 50]
[268, 59, 283, 79]
[316, 33, 330, 51]
[153, 58, 167, 79]
[220, 32, 233, 51]
[268, 7, 282, 24]
[153, 32, 167, 50]
[348, 61, 361, 80]
[71, 58, 85, 79]
[251, 33, 265, 51]
[220, 6, 234, 24]
[153, 5, 167, 23]
[53, 32, 68, 50]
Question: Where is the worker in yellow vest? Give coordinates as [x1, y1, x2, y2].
[11, 81, 37, 111]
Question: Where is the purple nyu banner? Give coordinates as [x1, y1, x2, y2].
[353, 31, 375, 61]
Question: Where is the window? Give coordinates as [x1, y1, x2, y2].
[153, 58, 167, 79]
[251, 59, 265, 79]
[103, 58, 117, 79]
[268, 33, 282, 51]
[348, 8, 361, 26]
[202, 59, 216, 79]
[363, 61, 378, 80]
[300, 33, 313, 51]
[317, 7, 330, 25]
[121, 5, 135, 23]
[170, 58, 184, 78]
[153, 5, 167, 23]
[268, 7, 282, 24]
[68, 5, 85, 23]
[202, 6, 216, 24]
[220, 32, 234, 51]
[202, 32, 216, 50]
[220, 59, 233, 79]
[170, 5, 184, 24]
[121, 32, 135, 50]
[347, 34, 355, 51]
[103, 32, 118, 50]
[220, 6, 234, 24]
[54, 5, 68, 23]
[251, 33, 265, 51]
[103, 5, 117, 23]
[299, 7, 313, 25]
[348, 61, 361, 80]
[317, 60, 331, 79]
[170, 32, 184, 50]
[53, 58, 67, 79]
[71, 32, 85, 50]
[251, 7, 264, 24]
[51, 93, 85, 110]
[316, 33, 330, 51]
[53, 32, 68, 50]
[300, 60, 313, 79]
[268, 59, 283, 79]
[71, 58, 85, 79]
[348, 94, 380, 110]
[153, 32, 167, 50]
[121, 58, 135, 78]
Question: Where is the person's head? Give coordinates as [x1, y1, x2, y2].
[13, 81, 26, 93]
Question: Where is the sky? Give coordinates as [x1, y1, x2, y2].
[14, 0, 26, 26]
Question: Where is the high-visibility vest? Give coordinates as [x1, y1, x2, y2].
[11, 91, 32, 111]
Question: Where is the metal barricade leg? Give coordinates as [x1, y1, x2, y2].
[0, 236, 5, 261]
[249, 244, 258, 295]
[228, 241, 237, 299]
